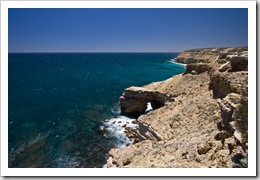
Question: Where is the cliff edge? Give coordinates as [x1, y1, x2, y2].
[104, 47, 248, 168]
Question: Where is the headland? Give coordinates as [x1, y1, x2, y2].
[104, 47, 248, 168]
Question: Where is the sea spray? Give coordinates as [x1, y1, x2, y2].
[168, 58, 187, 67]
[103, 116, 138, 148]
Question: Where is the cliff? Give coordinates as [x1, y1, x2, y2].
[104, 47, 248, 168]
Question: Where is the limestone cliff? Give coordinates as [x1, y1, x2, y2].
[120, 87, 174, 117]
[104, 47, 248, 168]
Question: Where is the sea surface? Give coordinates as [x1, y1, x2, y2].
[8, 53, 185, 168]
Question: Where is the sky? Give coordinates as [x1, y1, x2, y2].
[8, 8, 248, 52]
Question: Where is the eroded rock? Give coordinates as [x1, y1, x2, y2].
[218, 62, 231, 72]
[197, 143, 212, 155]
[120, 86, 173, 117]
[228, 55, 248, 71]
[104, 47, 248, 168]
[184, 63, 211, 75]
[218, 93, 248, 144]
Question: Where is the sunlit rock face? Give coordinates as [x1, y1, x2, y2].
[105, 47, 248, 168]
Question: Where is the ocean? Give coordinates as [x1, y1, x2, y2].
[8, 53, 185, 168]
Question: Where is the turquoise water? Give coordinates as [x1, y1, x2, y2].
[8, 53, 185, 168]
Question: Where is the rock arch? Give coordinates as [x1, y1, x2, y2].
[119, 86, 174, 117]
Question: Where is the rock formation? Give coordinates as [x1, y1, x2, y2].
[104, 47, 248, 168]
[120, 86, 174, 117]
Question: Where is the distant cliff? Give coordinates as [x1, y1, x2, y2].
[104, 47, 248, 168]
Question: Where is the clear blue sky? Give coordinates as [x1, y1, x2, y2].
[8, 8, 248, 52]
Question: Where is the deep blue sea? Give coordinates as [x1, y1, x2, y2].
[8, 53, 185, 168]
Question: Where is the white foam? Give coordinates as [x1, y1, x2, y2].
[168, 58, 187, 67]
[103, 116, 138, 148]
[145, 102, 153, 114]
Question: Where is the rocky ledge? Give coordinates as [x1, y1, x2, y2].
[104, 47, 248, 168]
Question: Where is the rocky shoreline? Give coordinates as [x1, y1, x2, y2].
[104, 47, 248, 168]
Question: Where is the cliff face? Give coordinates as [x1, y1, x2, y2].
[119, 87, 174, 117]
[104, 47, 248, 168]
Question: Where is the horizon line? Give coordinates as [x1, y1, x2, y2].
[8, 51, 182, 54]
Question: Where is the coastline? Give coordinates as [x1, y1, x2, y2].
[104, 47, 248, 168]
[168, 58, 187, 67]
[9, 53, 184, 168]
[102, 55, 185, 162]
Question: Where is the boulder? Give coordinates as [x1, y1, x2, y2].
[228, 55, 248, 71]
[137, 119, 163, 141]
[197, 143, 211, 155]
[218, 53, 228, 59]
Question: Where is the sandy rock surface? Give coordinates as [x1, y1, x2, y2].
[104, 47, 248, 168]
